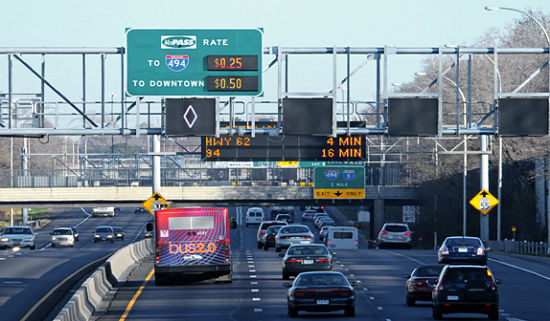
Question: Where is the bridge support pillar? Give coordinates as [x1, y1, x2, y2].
[374, 199, 384, 238]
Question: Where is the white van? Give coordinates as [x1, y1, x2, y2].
[325, 226, 359, 250]
[245, 207, 265, 227]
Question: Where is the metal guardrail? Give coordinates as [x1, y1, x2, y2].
[488, 240, 550, 257]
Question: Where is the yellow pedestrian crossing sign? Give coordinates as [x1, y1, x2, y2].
[142, 192, 169, 215]
[469, 189, 499, 215]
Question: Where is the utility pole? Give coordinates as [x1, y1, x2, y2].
[480, 135, 490, 241]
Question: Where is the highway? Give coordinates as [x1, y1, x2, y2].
[95, 207, 550, 321]
[0, 207, 152, 321]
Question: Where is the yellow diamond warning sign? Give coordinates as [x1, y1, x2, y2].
[469, 189, 499, 215]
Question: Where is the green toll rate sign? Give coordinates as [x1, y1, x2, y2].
[126, 29, 263, 96]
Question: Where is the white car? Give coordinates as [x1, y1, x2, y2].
[275, 224, 314, 252]
[0, 226, 36, 250]
[245, 207, 265, 227]
[50, 227, 75, 247]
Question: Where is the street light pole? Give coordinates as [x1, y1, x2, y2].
[485, 4, 550, 251]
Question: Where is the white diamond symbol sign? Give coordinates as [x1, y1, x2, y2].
[183, 105, 198, 128]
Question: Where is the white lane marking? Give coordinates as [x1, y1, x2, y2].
[3, 281, 23, 284]
[488, 258, 550, 282]
[0, 258, 5, 260]
[248, 265, 255, 268]
[252, 298, 261, 301]
[250, 275, 257, 278]
[350, 274, 355, 277]
[251, 281, 258, 285]
[79, 208, 92, 218]
[505, 318, 528, 321]
[249, 269, 256, 273]
[363, 287, 368, 292]
[386, 319, 392, 321]
[377, 306, 383, 310]
[369, 296, 375, 300]
[251, 289, 259, 292]
[382, 250, 425, 265]
[254, 308, 263, 312]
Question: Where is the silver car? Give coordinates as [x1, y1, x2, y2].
[50, 227, 75, 247]
[275, 224, 314, 252]
[377, 223, 412, 249]
[0, 226, 36, 250]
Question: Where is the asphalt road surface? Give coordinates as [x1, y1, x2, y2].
[0, 207, 152, 321]
[97, 207, 550, 321]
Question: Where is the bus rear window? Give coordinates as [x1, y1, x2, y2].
[333, 232, 353, 239]
[169, 216, 214, 230]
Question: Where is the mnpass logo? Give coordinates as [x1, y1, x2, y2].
[161, 35, 196, 49]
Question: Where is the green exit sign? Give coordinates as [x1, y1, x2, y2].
[126, 29, 263, 96]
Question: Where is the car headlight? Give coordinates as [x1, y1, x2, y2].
[51, 237, 57, 241]
[117, 233, 123, 237]
[107, 235, 113, 238]
[25, 238, 34, 242]
[0, 238, 9, 242]
[94, 234, 100, 238]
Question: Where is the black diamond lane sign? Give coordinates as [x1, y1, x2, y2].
[165, 98, 217, 136]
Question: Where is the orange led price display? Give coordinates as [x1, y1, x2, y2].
[207, 55, 258, 71]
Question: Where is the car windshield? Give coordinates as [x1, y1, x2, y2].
[280, 226, 309, 234]
[3, 227, 32, 234]
[414, 266, 444, 277]
[446, 238, 481, 247]
[296, 274, 348, 286]
[288, 246, 328, 255]
[444, 268, 490, 283]
[96, 227, 112, 233]
[52, 229, 72, 235]
[113, 227, 123, 232]
[385, 225, 408, 232]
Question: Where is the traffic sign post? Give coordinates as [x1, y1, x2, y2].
[469, 189, 499, 215]
[314, 166, 365, 199]
[142, 192, 169, 215]
[126, 29, 262, 96]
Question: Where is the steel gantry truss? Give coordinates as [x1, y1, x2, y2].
[0, 46, 548, 137]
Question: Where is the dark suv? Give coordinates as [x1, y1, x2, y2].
[432, 265, 501, 320]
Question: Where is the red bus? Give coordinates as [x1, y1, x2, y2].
[154, 207, 236, 285]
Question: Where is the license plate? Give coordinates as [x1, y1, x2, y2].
[447, 295, 459, 301]
[303, 259, 313, 264]
[316, 299, 329, 305]
[458, 247, 468, 253]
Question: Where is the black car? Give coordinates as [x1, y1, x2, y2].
[262, 225, 284, 250]
[438, 236, 487, 265]
[405, 264, 444, 306]
[432, 265, 501, 320]
[113, 227, 125, 240]
[285, 271, 356, 317]
[71, 227, 79, 241]
[280, 244, 333, 280]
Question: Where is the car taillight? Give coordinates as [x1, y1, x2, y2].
[404, 232, 412, 236]
[380, 231, 388, 235]
[280, 236, 291, 239]
[294, 291, 305, 297]
[259, 230, 266, 234]
[487, 269, 497, 292]
[266, 235, 274, 239]
[339, 290, 352, 297]
[477, 247, 485, 255]
[316, 258, 332, 262]
[441, 247, 449, 255]
[286, 259, 301, 263]
[302, 235, 312, 239]
[413, 280, 424, 286]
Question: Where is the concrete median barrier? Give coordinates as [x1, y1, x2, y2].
[54, 238, 153, 321]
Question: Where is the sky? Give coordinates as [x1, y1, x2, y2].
[0, 0, 549, 115]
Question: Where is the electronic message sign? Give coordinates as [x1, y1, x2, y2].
[201, 135, 364, 161]
[126, 29, 262, 96]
